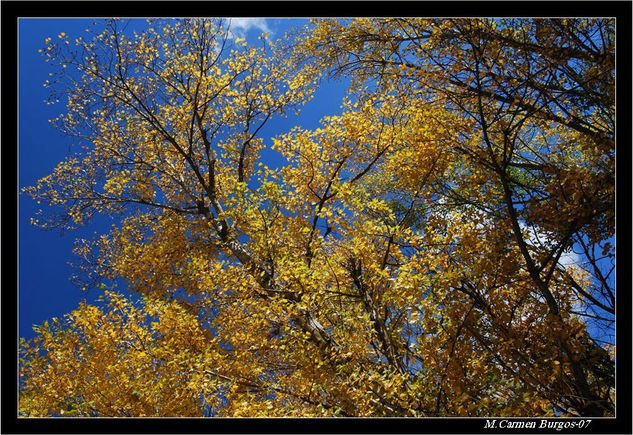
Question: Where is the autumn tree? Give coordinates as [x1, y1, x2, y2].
[291, 17, 615, 415]
[20, 18, 615, 417]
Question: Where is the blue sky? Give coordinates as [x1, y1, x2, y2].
[18, 18, 615, 348]
[18, 17, 349, 341]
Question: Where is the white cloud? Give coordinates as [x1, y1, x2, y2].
[226, 18, 271, 39]
[430, 201, 582, 271]
[518, 221, 580, 270]
[558, 249, 580, 269]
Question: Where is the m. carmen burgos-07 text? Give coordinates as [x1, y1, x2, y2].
[484, 419, 592, 430]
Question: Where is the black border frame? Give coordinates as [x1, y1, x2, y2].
[3, 2, 631, 433]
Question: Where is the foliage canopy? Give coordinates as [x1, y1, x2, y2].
[21, 18, 615, 417]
